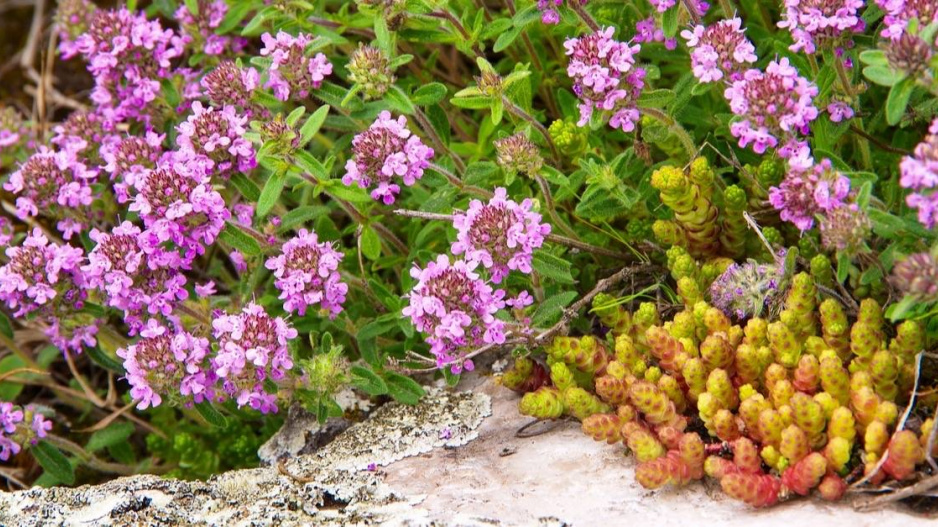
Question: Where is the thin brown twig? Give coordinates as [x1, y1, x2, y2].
[854, 474, 938, 511]
[278, 459, 316, 484]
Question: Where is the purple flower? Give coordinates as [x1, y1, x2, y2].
[451, 188, 551, 284]
[230, 250, 247, 272]
[202, 61, 261, 113]
[778, 0, 865, 53]
[265, 228, 348, 318]
[0, 106, 28, 154]
[342, 111, 434, 204]
[564, 27, 645, 132]
[4, 147, 98, 239]
[649, 0, 677, 11]
[260, 31, 333, 101]
[83, 221, 189, 334]
[681, 18, 758, 83]
[211, 302, 298, 413]
[724, 58, 819, 157]
[117, 321, 212, 409]
[72, 8, 184, 126]
[176, 101, 256, 177]
[0, 217, 13, 247]
[891, 251, 938, 301]
[174, 0, 245, 56]
[900, 118, 938, 227]
[634, 18, 677, 49]
[50, 110, 107, 165]
[0, 402, 23, 434]
[709, 254, 785, 320]
[30, 414, 53, 444]
[402, 255, 508, 374]
[55, 0, 97, 59]
[130, 158, 231, 263]
[875, 0, 938, 39]
[827, 101, 855, 123]
[101, 131, 165, 203]
[819, 203, 871, 255]
[0, 229, 98, 353]
[195, 281, 217, 297]
[769, 159, 850, 231]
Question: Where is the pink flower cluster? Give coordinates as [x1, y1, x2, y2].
[201, 61, 261, 114]
[682, 18, 758, 83]
[101, 131, 166, 203]
[564, 27, 645, 132]
[451, 188, 551, 284]
[769, 159, 851, 231]
[0, 106, 29, 157]
[176, 101, 256, 177]
[4, 147, 98, 239]
[900, 118, 938, 227]
[129, 159, 230, 264]
[778, 0, 865, 53]
[260, 31, 333, 101]
[634, 18, 678, 50]
[0, 229, 98, 353]
[174, 0, 246, 56]
[724, 58, 818, 162]
[71, 7, 184, 126]
[83, 222, 189, 334]
[117, 321, 212, 409]
[212, 303, 298, 413]
[876, 0, 938, 39]
[342, 111, 434, 204]
[403, 255, 508, 373]
[265, 228, 348, 318]
[0, 403, 51, 461]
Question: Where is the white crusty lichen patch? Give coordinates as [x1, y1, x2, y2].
[0, 388, 491, 527]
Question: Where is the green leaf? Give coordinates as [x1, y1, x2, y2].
[450, 95, 492, 109]
[184, 0, 199, 15]
[280, 206, 331, 230]
[326, 182, 374, 203]
[257, 170, 287, 217]
[493, 27, 521, 53]
[858, 49, 888, 67]
[0, 356, 27, 400]
[299, 106, 330, 146]
[383, 372, 426, 405]
[215, 0, 254, 34]
[87, 345, 126, 374]
[295, 150, 329, 180]
[0, 311, 12, 339]
[357, 314, 400, 341]
[241, 6, 277, 36]
[230, 172, 261, 203]
[86, 422, 135, 453]
[195, 402, 228, 427]
[480, 18, 513, 40]
[531, 291, 578, 327]
[32, 441, 75, 485]
[862, 65, 902, 87]
[412, 83, 448, 106]
[350, 365, 389, 396]
[691, 82, 712, 96]
[836, 252, 850, 284]
[511, 5, 541, 27]
[286, 106, 306, 127]
[638, 89, 675, 109]
[360, 226, 382, 260]
[386, 85, 416, 114]
[532, 252, 576, 284]
[886, 77, 915, 125]
[219, 223, 262, 256]
[490, 97, 504, 124]
[375, 15, 393, 55]
[662, 6, 679, 38]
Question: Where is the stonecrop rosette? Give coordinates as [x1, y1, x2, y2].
[211, 302, 298, 414]
[342, 111, 434, 204]
[403, 255, 507, 374]
[451, 187, 551, 284]
[265, 228, 348, 318]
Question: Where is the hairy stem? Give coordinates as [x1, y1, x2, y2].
[502, 96, 561, 163]
[569, 1, 600, 32]
[641, 107, 697, 160]
[428, 162, 494, 198]
[833, 57, 873, 170]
